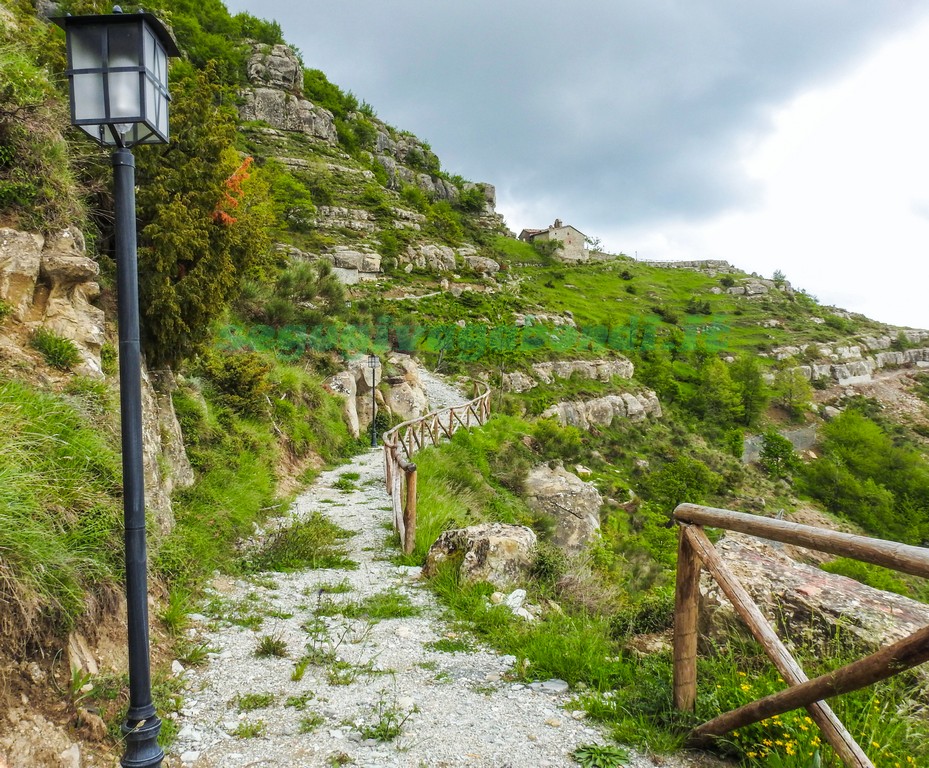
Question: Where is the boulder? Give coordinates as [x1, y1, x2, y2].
[462, 254, 500, 276]
[384, 380, 427, 422]
[422, 523, 537, 589]
[700, 533, 929, 659]
[524, 464, 602, 555]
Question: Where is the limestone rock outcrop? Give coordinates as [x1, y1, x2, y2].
[422, 523, 537, 589]
[37, 229, 106, 376]
[501, 358, 635, 393]
[700, 533, 929, 657]
[0, 228, 43, 319]
[239, 88, 337, 143]
[246, 43, 302, 92]
[524, 464, 602, 555]
[532, 358, 635, 384]
[141, 369, 195, 536]
[239, 43, 337, 143]
[541, 390, 662, 430]
[325, 353, 429, 438]
[0, 226, 105, 376]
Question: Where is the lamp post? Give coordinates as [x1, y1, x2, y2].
[368, 354, 380, 447]
[53, 9, 179, 768]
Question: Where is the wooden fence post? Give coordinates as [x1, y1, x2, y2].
[673, 524, 701, 712]
[683, 525, 873, 768]
[403, 464, 417, 555]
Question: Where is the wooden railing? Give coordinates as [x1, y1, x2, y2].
[672, 503, 929, 767]
[382, 380, 491, 554]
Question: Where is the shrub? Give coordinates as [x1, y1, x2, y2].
[0, 299, 12, 322]
[31, 327, 80, 370]
[200, 349, 272, 414]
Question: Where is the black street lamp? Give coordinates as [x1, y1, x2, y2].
[53, 8, 179, 768]
[368, 354, 380, 447]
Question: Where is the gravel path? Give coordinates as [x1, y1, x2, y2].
[167, 450, 626, 768]
[167, 371, 719, 768]
[417, 367, 471, 412]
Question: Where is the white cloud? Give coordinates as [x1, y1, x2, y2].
[599, 16, 929, 329]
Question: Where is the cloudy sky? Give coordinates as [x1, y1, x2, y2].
[224, 0, 929, 329]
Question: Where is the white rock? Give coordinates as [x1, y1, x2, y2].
[504, 589, 527, 611]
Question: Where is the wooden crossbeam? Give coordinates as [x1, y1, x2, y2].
[675, 504, 929, 579]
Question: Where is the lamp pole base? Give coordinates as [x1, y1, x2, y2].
[119, 714, 164, 768]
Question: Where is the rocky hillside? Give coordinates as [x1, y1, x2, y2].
[4, 0, 929, 766]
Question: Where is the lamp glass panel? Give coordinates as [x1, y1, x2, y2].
[156, 90, 168, 137]
[144, 73, 157, 122]
[154, 45, 167, 87]
[70, 25, 104, 69]
[143, 28, 156, 70]
[108, 71, 141, 119]
[107, 24, 140, 69]
[72, 72, 105, 121]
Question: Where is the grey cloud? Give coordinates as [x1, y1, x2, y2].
[226, 0, 926, 232]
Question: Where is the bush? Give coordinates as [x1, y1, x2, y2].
[31, 327, 80, 370]
[200, 349, 272, 414]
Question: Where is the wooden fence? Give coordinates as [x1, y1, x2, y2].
[382, 381, 491, 554]
[672, 503, 929, 767]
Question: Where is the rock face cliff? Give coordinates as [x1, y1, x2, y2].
[1, 226, 104, 376]
[239, 43, 338, 143]
[237, 39, 507, 286]
[0, 225, 193, 533]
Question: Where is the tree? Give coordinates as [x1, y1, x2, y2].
[689, 358, 744, 431]
[135, 65, 276, 367]
[644, 456, 720, 514]
[730, 354, 769, 426]
[772, 365, 812, 419]
[759, 429, 800, 478]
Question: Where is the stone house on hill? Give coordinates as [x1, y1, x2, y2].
[518, 219, 588, 262]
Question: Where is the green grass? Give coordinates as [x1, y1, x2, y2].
[254, 634, 288, 658]
[572, 744, 630, 768]
[285, 693, 315, 710]
[0, 379, 124, 640]
[231, 721, 266, 738]
[426, 637, 475, 653]
[316, 590, 420, 621]
[243, 513, 357, 572]
[30, 326, 81, 369]
[233, 692, 275, 712]
[299, 713, 325, 733]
